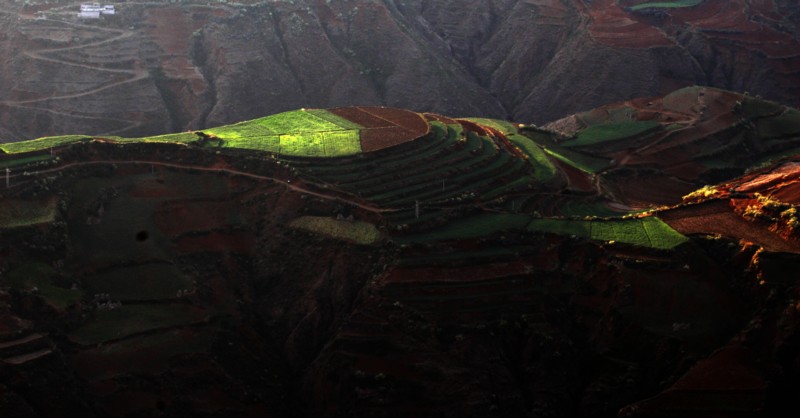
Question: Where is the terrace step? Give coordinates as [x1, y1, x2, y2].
[2, 348, 54, 365]
[0, 333, 53, 365]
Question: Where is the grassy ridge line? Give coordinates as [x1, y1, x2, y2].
[462, 117, 558, 181]
[0, 135, 89, 154]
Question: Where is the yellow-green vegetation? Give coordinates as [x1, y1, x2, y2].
[0, 198, 57, 228]
[120, 132, 201, 144]
[528, 217, 688, 250]
[203, 109, 363, 157]
[683, 185, 720, 201]
[3, 263, 81, 310]
[629, 0, 703, 11]
[289, 216, 382, 245]
[69, 304, 208, 345]
[561, 120, 661, 147]
[0, 135, 89, 154]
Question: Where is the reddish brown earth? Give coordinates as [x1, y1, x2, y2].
[329, 106, 430, 152]
[1, 0, 800, 140]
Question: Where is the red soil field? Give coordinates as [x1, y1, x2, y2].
[660, 200, 799, 253]
[328, 107, 394, 128]
[553, 158, 594, 193]
[329, 106, 430, 153]
[730, 161, 800, 204]
[359, 106, 429, 136]
[359, 127, 417, 152]
[626, 345, 766, 415]
[612, 174, 696, 207]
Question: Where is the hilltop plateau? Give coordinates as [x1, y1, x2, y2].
[0, 0, 799, 139]
[0, 86, 799, 417]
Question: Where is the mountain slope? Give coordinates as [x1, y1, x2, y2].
[0, 87, 799, 417]
[0, 0, 799, 140]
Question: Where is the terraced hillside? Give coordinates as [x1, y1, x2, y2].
[1, 89, 799, 417]
[1, 0, 799, 139]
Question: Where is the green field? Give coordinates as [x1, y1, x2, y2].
[629, 0, 703, 11]
[289, 216, 382, 245]
[0, 135, 89, 154]
[562, 121, 661, 147]
[204, 109, 364, 157]
[0, 198, 57, 228]
[521, 129, 609, 173]
[462, 118, 557, 181]
[527, 217, 688, 250]
[121, 132, 201, 144]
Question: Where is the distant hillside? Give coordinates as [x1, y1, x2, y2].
[1, 87, 799, 417]
[0, 0, 799, 140]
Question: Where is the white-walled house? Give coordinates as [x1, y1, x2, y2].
[78, 3, 115, 19]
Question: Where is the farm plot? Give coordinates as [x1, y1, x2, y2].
[0, 198, 57, 228]
[0, 135, 89, 154]
[289, 216, 381, 245]
[203, 109, 364, 157]
[561, 120, 662, 147]
[464, 118, 558, 182]
[527, 217, 687, 249]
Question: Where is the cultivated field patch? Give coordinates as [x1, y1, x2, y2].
[527, 217, 687, 249]
[0, 198, 57, 228]
[289, 216, 382, 245]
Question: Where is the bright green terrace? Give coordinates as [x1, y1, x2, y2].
[0, 109, 366, 158]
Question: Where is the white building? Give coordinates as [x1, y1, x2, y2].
[78, 4, 115, 19]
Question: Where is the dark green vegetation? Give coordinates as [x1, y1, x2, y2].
[628, 0, 703, 11]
